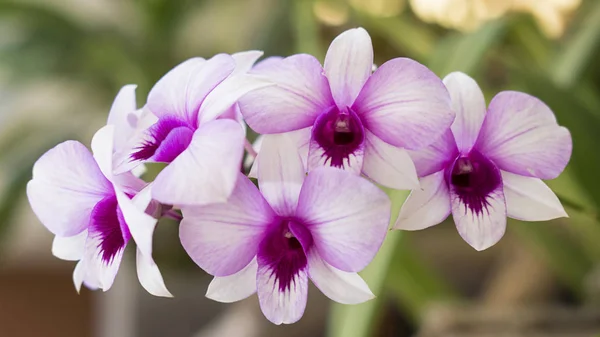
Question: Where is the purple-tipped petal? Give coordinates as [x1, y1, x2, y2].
[324, 27, 373, 107]
[353, 58, 454, 150]
[147, 55, 235, 126]
[256, 259, 308, 325]
[362, 131, 420, 190]
[443, 72, 487, 152]
[231, 50, 264, 75]
[296, 167, 391, 272]
[107, 84, 138, 152]
[52, 230, 87, 261]
[179, 174, 275, 277]
[152, 119, 245, 206]
[307, 248, 374, 304]
[238, 54, 334, 133]
[394, 171, 451, 230]
[206, 258, 258, 303]
[27, 141, 113, 236]
[475, 91, 572, 179]
[502, 171, 567, 221]
[151, 125, 195, 163]
[136, 248, 173, 298]
[408, 130, 458, 177]
[257, 133, 306, 216]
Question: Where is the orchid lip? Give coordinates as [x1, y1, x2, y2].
[131, 116, 195, 163]
[312, 106, 365, 168]
[446, 150, 501, 216]
[90, 194, 131, 265]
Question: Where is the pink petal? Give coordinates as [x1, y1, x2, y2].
[324, 27, 373, 107]
[475, 91, 572, 179]
[52, 230, 88, 261]
[256, 260, 308, 325]
[296, 167, 391, 272]
[353, 58, 454, 150]
[408, 130, 458, 177]
[502, 171, 567, 221]
[152, 119, 245, 206]
[451, 181, 507, 251]
[136, 248, 173, 297]
[362, 131, 420, 190]
[257, 133, 306, 216]
[27, 141, 112, 236]
[179, 174, 275, 277]
[147, 55, 235, 125]
[238, 54, 334, 133]
[251, 56, 284, 72]
[307, 248, 374, 304]
[206, 258, 258, 303]
[394, 171, 451, 230]
[443, 72, 487, 152]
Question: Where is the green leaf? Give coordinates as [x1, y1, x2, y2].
[292, 0, 324, 58]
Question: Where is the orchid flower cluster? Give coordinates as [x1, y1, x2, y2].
[26, 28, 572, 325]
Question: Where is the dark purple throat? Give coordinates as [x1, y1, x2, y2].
[131, 116, 195, 163]
[446, 150, 501, 216]
[312, 106, 365, 168]
[89, 194, 131, 265]
[257, 219, 313, 292]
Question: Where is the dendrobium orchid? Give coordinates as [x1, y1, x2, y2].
[395, 72, 572, 251]
[239, 27, 455, 190]
[179, 134, 391, 324]
[130, 52, 271, 206]
[26, 124, 172, 297]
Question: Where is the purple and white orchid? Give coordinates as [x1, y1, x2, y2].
[129, 52, 270, 206]
[179, 134, 391, 324]
[27, 124, 171, 296]
[238, 27, 455, 190]
[394, 72, 572, 250]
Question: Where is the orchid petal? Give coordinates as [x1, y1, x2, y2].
[114, 184, 155, 258]
[257, 261, 308, 325]
[107, 84, 138, 152]
[238, 54, 334, 133]
[394, 171, 451, 230]
[179, 174, 275, 276]
[251, 56, 284, 72]
[147, 55, 235, 125]
[152, 119, 244, 206]
[362, 130, 420, 190]
[443, 72, 487, 152]
[27, 141, 112, 236]
[52, 230, 87, 261]
[91, 125, 116, 181]
[475, 91, 572, 179]
[136, 248, 173, 297]
[324, 27, 373, 107]
[451, 183, 506, 251]
[354, 58, 454, 150]
[502, 171, 567, 221]
[231, 50, 264, 75]
[206, 258, 258, 303]
[307, 248, 374, 304]
[296, 167, 390, 272]
[307, 136, 364, 174]
[113, 108, 158, 174]
[408, 130, 458, 177]
[73, 260, 86, 293]
[249, 127, 310, 179]
[257, 133, 306, 216]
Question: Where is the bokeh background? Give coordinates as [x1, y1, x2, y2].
[1, 0, 600, 336]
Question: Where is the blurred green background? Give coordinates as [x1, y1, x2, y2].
[1, 0, 599, 336]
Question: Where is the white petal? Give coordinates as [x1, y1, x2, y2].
[179, 174, 275, 277]
[307, 136, 364, 174]
[52, 230, 88, 261]
[73, 260, 86, 293]
[502, 171, 567, 221]
[114, 185, 156, 258]
[443, 72, 487, 152]
[324, 27, 373, 107]
[394, 171, 451, 230]
[206, 258, 258, 303]
[152, 119, 245, 206]
[362, 131, 420, 190]
[136, 248, 173, 298]
[107, 84, 138, 152]
[249, 128, 310, 179]
[257, 262, 308, 325]
[82, 234, 125, 291]
[257, 133, 306, 216]
[91, 125, 116, 181]
[231, 50, 264, 75]
[296, 167, 391, 272]
[307, 249, 374, 304]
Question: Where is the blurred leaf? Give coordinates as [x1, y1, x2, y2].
[552, 0, 600, 88]
[293, 0, 324, 57]
[428, 19, 506, 77]
[327, 189, 408, 337]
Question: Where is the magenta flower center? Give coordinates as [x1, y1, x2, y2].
[89, 194, 131, 264]
[312, 106, 365, 168]
[132, 116, 194, 163]
[257, 219, 312, 292]
[447, 150, 501, 216]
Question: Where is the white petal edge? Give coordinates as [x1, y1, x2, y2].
[231, 50, 264, 75]
[136, 248, 173, 298]
[257, 263, 308, 325]
[206, 258, 258, 303]
[52, 230, 88, 261]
